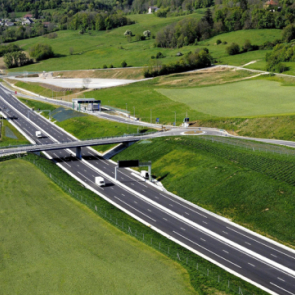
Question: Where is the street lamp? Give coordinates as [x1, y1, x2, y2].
[126, 103, 128, 111]
[173, 111, 176, 126]
[150, 109, 152, 123]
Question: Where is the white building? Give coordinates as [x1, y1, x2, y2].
[148, 6, 159, 14]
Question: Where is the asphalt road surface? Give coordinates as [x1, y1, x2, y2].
[1, 85, 295, 295]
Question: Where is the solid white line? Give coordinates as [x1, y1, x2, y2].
[270, 282, 295, 295]
[223, 250, 229, 254]
[115, 196, 156, 222]
[248, 263, 255, 267]
[227, 226, 295, 260]
[174, 231, 241, 269]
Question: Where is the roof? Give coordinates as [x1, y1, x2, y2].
[24, 14, 33, 18]
[72, 98, 101, 103]
[265, 0, 279, 5]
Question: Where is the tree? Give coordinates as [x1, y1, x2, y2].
[204, 8, 214, 27]
[29, 43, 54, 61]
[243, 39, 252, 52]
[226, 43, 240, 55]
[3, 53, 13, 68]
[121, 60, 127, 67]
[143, 30, 151, 38]
[282, 24, 295, 42]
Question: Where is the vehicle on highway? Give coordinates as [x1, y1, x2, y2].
[95, 176, 105, 187]
[36, 131, 42, 138]
[140, 170, 149, 179]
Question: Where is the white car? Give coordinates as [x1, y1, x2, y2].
[95, 176, 105, 187]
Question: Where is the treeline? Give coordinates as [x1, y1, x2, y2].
[3, 51, 32, 68]
[144, 48, 212, 77]
[69, 12, 134, 31]
[156, 1, 295, 48]
[0, 44, 21, 57]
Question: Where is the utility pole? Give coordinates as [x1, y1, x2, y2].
[173, 111, 176, 126]
[133, 106, 135, 119]
[150, 109, 152, 123]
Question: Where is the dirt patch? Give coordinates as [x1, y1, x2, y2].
[184, 131, 202, 135]
[53, 68, 144, 80]
[155, 67, 255, 88]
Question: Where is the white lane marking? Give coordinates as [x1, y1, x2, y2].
[270, 282, 295, 295]
[223, 250, 229, 254]
[77, 171, 86, 178]
[103, 161, 109, 166]
[173, 231, 241, 268]
[200, 238, 206, 242]
[245, 242, 251, 245]
[147, 209, 151, 212]
[277, 277, 285, 282]
[223, 231, 228, 234]
[248, 263, 255, 267]
[122, 194, 125, 196]
[202, 221, 208, 224]
[163, 218, 167, 221]
[142, 189, 146, 192]
[227, 226, 295, 260]
[104, 166, 106, 169]
[131, 183, 134, 185]
[114, 196, 156, 222]
[159, 193, 207, 218]
[185, 212, 189, 215]
[169, 204, 173, 207]
[121, 177, 124, 180]
[180, 227, 186, 231]
[155, 196, 159, 199]
[271, 254, 277, 258]
[110, 187, 114, 190]
[134, 201, 137, 204]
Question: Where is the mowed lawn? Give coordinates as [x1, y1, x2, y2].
[0, 159, 196, 295]
[156, 80, 295, 118]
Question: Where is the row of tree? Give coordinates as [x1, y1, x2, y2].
[144, 48, 212, 77]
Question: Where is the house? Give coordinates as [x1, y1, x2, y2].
[148, 6, 159, 14]
[264, 0, 279, 9]
[22, 17, 34, 25]
[23, 14, 33, 18]
[5, 22, 14, 27]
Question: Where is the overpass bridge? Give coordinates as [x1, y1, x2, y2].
[0, 131, 163, 158]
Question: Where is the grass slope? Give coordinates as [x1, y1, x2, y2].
[113, 136, 295, 247]
[0, 159, 196, 295]
[0, 118, 29, 147]
[19, 98, 151, 152]
[7, 17, 280, 72]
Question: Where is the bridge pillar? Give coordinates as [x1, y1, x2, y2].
[76, 147, 82, 160]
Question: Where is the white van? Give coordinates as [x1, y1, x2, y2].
[95, 176, 105, 187]
[36, 131, 42, 138]
[140, 170, 149, 179]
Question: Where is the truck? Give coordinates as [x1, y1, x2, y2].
[95, 176, 105, 187]
[35, 131, 42, 138]
[140, 170, 149, 179]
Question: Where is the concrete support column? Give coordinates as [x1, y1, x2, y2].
[76, 147, 82, 159]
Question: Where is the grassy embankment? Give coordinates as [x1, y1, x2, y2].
[18, 98, 152, 153]
[113, 136, 295, 248]
[0, 117, 29, 147]
[5, 13, 281, 72]
[0, 158, 196, 295]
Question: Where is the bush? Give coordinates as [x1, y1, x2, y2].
[103, 64, 107, 68]
[124, 30, 132, 36]
[216, 39, 222, 45]
[143, 30, 151, 38]
[151, 55, 155, 59]
[282, 24, 295, 43]
[156, 52, 164, 59]
[109, 64, 114, 68]
[226, 43, 240, 55]
[29, 43, 54, 61]
[223, 41, 227, 45]
[276, 62, 288, 73]
[121, 60, 127, 67]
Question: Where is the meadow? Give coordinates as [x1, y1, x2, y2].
[113, 136, 295, 247]
[0, 158, 196, 295]
[157, 79, 295, 118]
[5, 13, 281, 72]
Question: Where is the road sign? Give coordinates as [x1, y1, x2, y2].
[156, 118, 159, 123]
[15, 91, 17, 95]
[184, 117, 189, 123]
[118, 160, 139, 168]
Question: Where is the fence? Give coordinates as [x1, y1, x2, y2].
[14, 153, 259, 295]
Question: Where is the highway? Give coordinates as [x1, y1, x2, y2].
[1, 85, 295, 295]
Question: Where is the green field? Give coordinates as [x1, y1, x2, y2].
[5, 14, 281, 72]
[19, 98, 152, 152]
[114, 136, 295, 247]
[0, 118, 29, 147]
[0, 159, 196, 294]
[157, 79, 295, 118]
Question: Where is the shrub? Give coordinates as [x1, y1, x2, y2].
[223, 41, 227, 45]
[121, 60, 127, 67]
[156, 52, 164, 59]
[151, 56, 155, 59]
[282, 24, 295, 43]
[109, 64, 114, 68]
[29, 43, 54, 61]
[216, 39, 222, 45]
[226, 43, 240, 55]
[103, 64, 107, 68]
